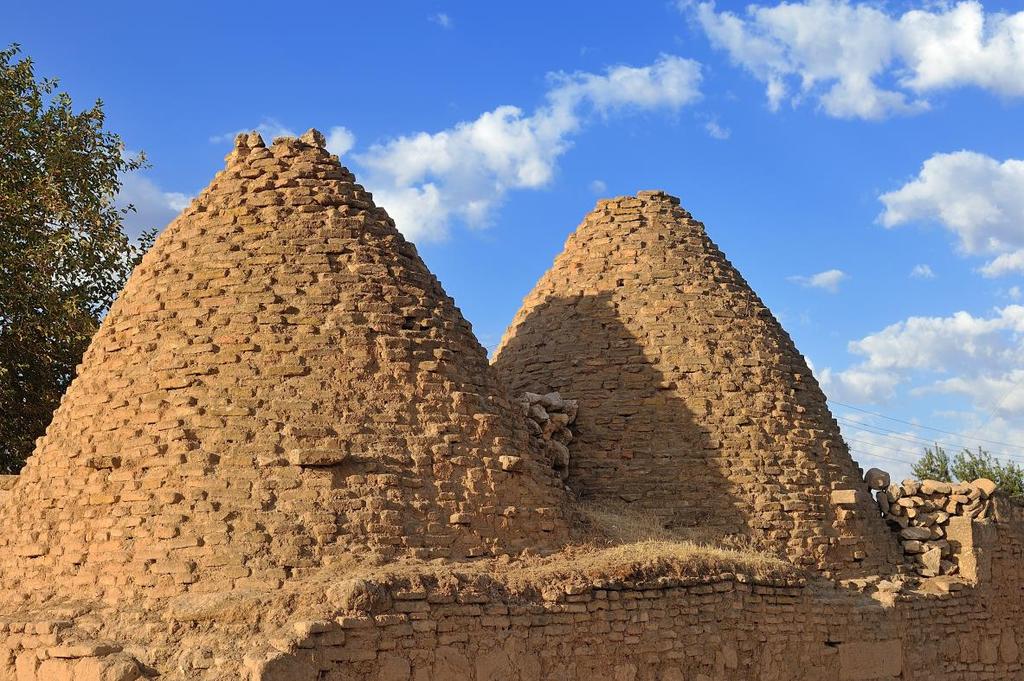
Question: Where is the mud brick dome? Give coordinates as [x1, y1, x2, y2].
[0, 130, 568, 606]
[493, 191, 895, 569]
[2, 135, 1023, 681]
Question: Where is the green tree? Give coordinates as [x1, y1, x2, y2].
[951, 447, 1024, 501]
[911, 444, 952, 483]
[911, 444, 1024, 503]
[1, 44, 154, 473]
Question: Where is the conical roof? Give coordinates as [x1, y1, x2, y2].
[0, 130, 567, 605]
[493, 191, 896, 571]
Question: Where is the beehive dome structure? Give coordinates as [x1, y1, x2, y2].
[0, 130, 568, 606]
[493, 191, 896, 570]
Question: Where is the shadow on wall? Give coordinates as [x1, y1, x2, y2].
[494, 292, 748, 542]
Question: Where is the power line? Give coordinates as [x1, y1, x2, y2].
[846, 447, 918, 467]
[827, 399, 1024, 452]
[837, 417, 939, 448]
[834, 415, 1024, 466]
[963, 380, 1024, 448]
[841, 436, 922, 463]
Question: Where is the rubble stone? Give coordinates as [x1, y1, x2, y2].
[972, 478, 997, 499]
[864, 468, 890, 490]
[877, 475, 1000, 575]
[517, 391, 577, 481]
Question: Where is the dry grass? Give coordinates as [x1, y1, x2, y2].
[571, 498, 682, 544]
[531, 499, 799, 586]
[317, 500, 799, 593]
[509, 539, 797, 591]
[571, 498, 770, 550]
[183, 499, 800, 627]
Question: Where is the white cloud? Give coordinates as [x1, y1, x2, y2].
[927, 370, 1024, 418]
[357, 55, 702, 240]
[849, 306, 1024, 373]
[910, 264, 935, 279]
[704, 119, 731, 139]
[210, 118, 297, 145]
[325, 126, 356, 157]
[788, 268, 847, 292]
[818, 365, 901, 403]
[820, 304, 1024, 473]
[204, 57, 702, 241]
[689, 0, 1024, 120]
[589, 179, 607, 194]
[879, 151, 1024, 264]
[430, 13, 452, 29]
[824, 305, 1024, 419]
[546, 55, 703, 113]
[117, 174, 191, 239]
[816, 306, 1024, 474]
[981, 250, 1024, 278]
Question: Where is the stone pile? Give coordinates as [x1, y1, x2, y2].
[517, 391, 578, 481]
[874, 475, 997, 577]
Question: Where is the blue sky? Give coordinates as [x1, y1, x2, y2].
[7, 0, 1024, 480]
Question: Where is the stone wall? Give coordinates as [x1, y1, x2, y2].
[517, 391, 578, 483]
[4, 517, 1022, 681]
[874, 478, 998, 577]
[249, 577, 893, 681]
[234, 509, 1024, 681]
[0, 626, 142, 681]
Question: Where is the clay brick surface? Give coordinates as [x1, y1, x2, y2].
[493, 192, 898, 572]
[0, 130, 569, 607]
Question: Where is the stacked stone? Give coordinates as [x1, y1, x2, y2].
[517, 391, 578, 481]
[876, 476, 997, 577]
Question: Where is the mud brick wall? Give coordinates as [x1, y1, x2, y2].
[493, 192, 897, 573]
[245, 514, 1024, 681]
[249, 576, 891, 681]
[4, 514, 1021, 681]
[246, 555, 1024, 681]
[1, 620, 144, 681]
[0, 131, 569, 608]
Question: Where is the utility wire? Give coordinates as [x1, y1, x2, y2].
[963, 381, 1023, 449]
[848, 450, 920, 467]
[841, 436, 922, 463]
[826, 399, 1024, 452]
[834, 415, 1024, 466]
